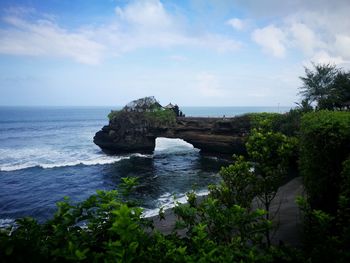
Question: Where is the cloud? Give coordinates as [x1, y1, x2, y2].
[334, 35, 350, 61]
[290, 22, 319, 55]
[226, 18, 245, 31]
[245, 1, 350, 65]
[234, 0, 350, 18]
[111, 0, 241, 52]
[252, 25, 286, 58]
[115, 0, 174, 31]
[0, 1, 241, 64]
[309, 50, 344, 65]
[196, 73, 225, 97]
[0, 14, 105, 65]
[168, 55, 188, 61]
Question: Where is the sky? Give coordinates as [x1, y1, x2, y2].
[0, 0, 350, 106]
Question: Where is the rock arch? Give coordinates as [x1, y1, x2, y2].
[94, 113, 251, 156]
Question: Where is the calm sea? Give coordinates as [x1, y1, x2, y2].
[0, 106, 290, 227]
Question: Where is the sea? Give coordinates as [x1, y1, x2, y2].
[0, 106, 290, 228]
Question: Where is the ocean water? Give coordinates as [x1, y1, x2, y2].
[0, 106, 290, 227]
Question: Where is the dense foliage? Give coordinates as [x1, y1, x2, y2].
[108, 110, 121, 121]
[145, 109, 176, 125]
[108, 108, 176, 125]
[300, 111, 350, 214]
[298, 111, 350, 262]
[247, 111, 303, 137]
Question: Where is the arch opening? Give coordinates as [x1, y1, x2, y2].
[154, 137, 198, 155]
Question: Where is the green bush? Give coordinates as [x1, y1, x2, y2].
[145, 109, 176, 125]
[300, 111, 350, 214]
[108, 109, 176, 125]
[297, 159, 350, 262]
[247, 112, 281, 130]
[290, 111, 350, 262]
[108, 110, 122, 121]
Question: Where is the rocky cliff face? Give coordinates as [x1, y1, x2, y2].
[93, 111, 252, 155]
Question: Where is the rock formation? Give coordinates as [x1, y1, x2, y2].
[94, 97, 252, 155]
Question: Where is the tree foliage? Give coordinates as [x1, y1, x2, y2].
[298, 111, 350, 262]
[299, 63, 350, 110]
[300, 111, 350, 214]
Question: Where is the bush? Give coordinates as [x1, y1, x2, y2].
[145, 109, 176, 125]
[247, 111, 302, 137]
[248, 112, 281, 130]
[300, 111, 350, 214]
[297, 159, 350, 262]
[108, 110, 121, 121]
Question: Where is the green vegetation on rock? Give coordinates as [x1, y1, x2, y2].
[145, 109, 176, 125]
[108, 110, 122, 121]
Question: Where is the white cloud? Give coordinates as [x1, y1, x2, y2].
[334, 34, 350, 61]
[196, 73, 225, 97]
[0, 1, 241, 64]
[115, 0, 174, 30]
[226, 18, 245, 31]
[309, 50, 344, 65]
[252, 25, 286, 58]
[0, 15, 105, 65]
[247, 1, 350, 65]
[290, 22, 319, 55]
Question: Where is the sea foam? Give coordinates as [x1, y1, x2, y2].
[0, 152, 150, 172]
[142, 189, 209, 218]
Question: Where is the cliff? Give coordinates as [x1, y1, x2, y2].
[94, 97, 252, 155]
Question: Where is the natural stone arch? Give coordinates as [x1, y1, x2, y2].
[94, 113, 250, 156]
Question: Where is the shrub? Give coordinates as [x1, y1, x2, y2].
[108, 110, 121, 121]
[300, 111, 350, 214]
[297, 159, 350, 262]
[145, 109, 176, 125]
[247, 112, 281, 130]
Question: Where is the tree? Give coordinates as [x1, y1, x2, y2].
[246, 127, 297, 246]
[295, 99, 313, 113]
[299, 63, 350, 110]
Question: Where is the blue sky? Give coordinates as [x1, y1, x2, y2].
[0, 0, 349, 106]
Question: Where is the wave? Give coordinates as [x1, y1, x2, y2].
[0, 153, 150, 172]
[154, 138, 199, 156]
[0, 138, 195, 173]
[0, 218, 15, 229]
[142, 189, 209, 218]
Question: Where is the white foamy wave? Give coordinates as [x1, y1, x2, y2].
[142, 189, 209, 218]
[154, 138, 199, 155]
[0, 147, 150, 172]
[39, 156, 130, 169]
[0, 218, 15, 229]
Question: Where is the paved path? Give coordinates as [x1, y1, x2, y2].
[151, 177, 304, 247]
